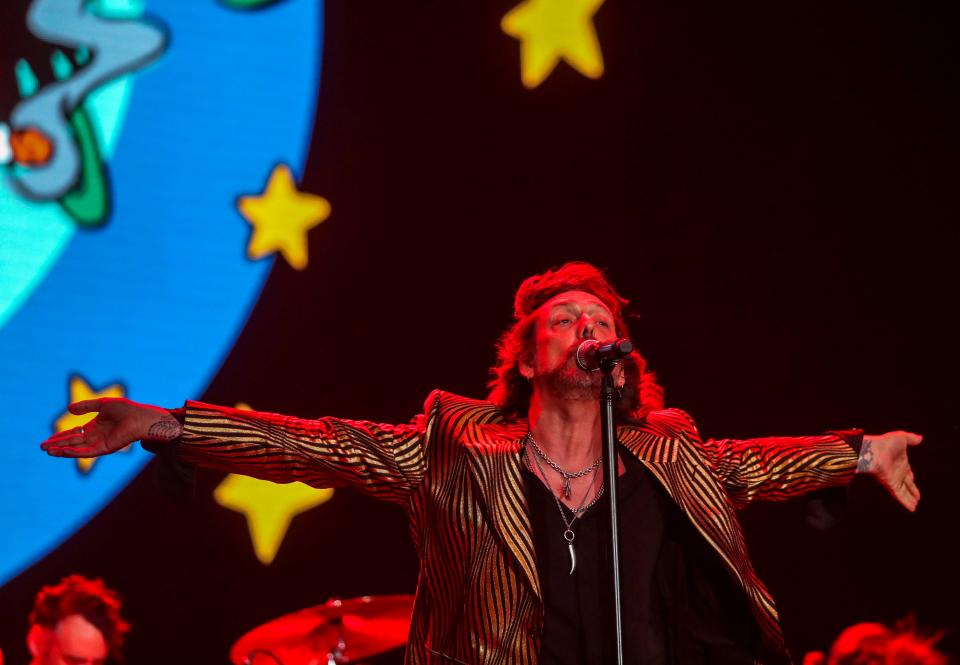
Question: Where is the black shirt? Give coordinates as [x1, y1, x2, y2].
[523, 446, 759, 665]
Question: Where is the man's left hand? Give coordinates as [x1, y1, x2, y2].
[857, 431, 923, 511]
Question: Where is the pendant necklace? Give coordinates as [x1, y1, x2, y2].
[527, 430, 601, 499]
[525, 433, 605, 574]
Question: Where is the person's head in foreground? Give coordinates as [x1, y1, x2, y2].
[803, 617, 947, 665]
[27, 574, 130, 665]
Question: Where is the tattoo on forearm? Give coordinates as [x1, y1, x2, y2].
[857, 438, 875, 473]
[147, 415, 183, 442]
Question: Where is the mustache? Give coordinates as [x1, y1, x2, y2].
[561, 343, 585, 367]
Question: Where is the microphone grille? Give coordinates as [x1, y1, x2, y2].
[575, 339, 601, 371]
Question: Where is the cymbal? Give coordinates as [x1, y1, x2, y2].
[230, 595, 414, 665]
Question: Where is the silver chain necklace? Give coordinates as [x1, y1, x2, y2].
[525, 435, 605, 575]
[526, 430, 602, 499]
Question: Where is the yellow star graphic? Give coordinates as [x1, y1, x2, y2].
[237, 164, 331, 271]
[215, 475, 334, 564]
[502, 0, 606, 89]
[213, 403, 334, 564]
[53, 375, 125, 474]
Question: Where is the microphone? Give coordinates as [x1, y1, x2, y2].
[575, 338, 634, 371]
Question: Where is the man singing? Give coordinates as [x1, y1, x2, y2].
[41, 262, 922, 664]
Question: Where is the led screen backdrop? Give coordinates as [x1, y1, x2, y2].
[1, 0, 956, 663]
[1, 0, 322, 584]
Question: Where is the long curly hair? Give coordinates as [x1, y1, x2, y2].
[30, 574, 130, 662]
[487, 262, 664, 422]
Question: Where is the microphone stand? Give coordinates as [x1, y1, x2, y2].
[598, 359, 624, 665]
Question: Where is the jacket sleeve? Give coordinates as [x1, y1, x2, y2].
[677, 410, 860, 507]
[169, 391, 442, 505]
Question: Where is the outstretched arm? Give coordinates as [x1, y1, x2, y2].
[40, 394, 438, 505]
[702, 431, 859, 507]
[698, 425, 923, 511]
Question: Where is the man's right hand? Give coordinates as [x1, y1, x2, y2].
[40, 398, 182, 459]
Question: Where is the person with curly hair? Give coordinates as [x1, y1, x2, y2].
[27, 574, 129, 665]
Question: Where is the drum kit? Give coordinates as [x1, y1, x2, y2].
[230, 594, 414, 665]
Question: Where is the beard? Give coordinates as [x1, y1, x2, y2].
[538, 347, 602, 401]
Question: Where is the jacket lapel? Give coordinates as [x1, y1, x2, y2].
[619, 423, 748, 592]
[462, 420, 542, 600]
[616, 425, 680, 465]
[617, 425, 684, 539]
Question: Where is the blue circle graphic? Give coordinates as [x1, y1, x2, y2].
[0, 0, 323, 586]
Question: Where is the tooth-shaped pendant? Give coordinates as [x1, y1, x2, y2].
[564, 529, 576, 574]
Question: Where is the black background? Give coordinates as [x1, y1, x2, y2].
[2, 0, 958, 663]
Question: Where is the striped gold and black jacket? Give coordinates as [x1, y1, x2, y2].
[175, 390, 858, 664]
